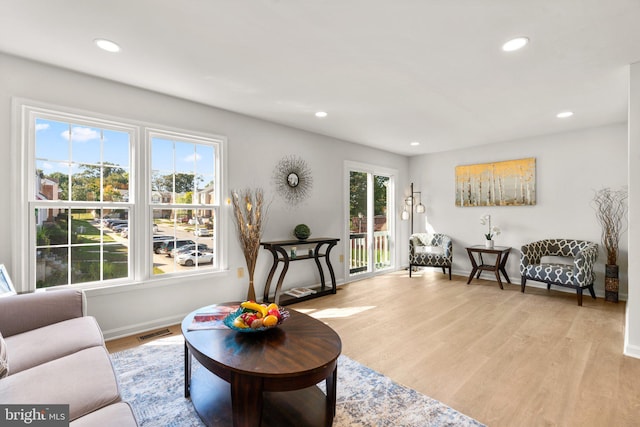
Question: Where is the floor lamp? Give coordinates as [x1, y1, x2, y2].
[401, 182, 425, 234]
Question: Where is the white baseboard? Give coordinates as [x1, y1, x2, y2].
[102, 313, 186, 341]
[448, 267, 628, 301]
[624, 343, 640, 359]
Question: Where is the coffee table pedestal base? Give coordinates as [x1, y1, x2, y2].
[190, 366, 331, 427]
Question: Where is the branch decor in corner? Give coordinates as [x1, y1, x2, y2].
[273, 155, 313, 205]
[231, 188, 266, 301]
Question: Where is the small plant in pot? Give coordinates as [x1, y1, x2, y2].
[294, 224, 311, 240]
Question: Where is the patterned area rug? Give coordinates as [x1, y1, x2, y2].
[110, 334, 484, 427]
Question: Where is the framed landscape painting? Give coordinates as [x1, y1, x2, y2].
[455, 157, 536, 207]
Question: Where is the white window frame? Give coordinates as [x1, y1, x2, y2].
[146, 128, 224, 275]
[11, 99, 228, 293]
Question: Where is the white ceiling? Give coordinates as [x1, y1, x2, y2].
[1, 0, 639, 156]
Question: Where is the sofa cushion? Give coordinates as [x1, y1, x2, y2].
[0, 331, 7, 378]
[415, 245, 444, 255]
[5, 316, 104, 375]
[416, 233, 434, 246]
[70, 402, 138, 427]
[523, 263, 574, 286]
[0, 346, 121, 421]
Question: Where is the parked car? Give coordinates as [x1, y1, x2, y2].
[159, 239, 196, 257]
[102, 218, 123, 227]
[108, 220, 128, 230]
[175, 251, 214, 266]
[112, 222, 128, 233]
[153, 235, 173, 253]
[171, 243, 211, 258]
[193, 228, 212, 237]
[120, 227, 129, 238]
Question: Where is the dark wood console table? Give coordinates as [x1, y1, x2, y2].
[466, 245, 512, 289]
[261, 238, 339, 305]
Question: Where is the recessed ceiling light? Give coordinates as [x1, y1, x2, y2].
[315, 111, 327, 118]
[94, 38, 121, 53]
[556, 111, 574, 118]
[410, 141, 420, 146]
[502, 37, 529, 52]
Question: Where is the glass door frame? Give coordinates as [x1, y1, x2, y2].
[344, 161, 398, 281]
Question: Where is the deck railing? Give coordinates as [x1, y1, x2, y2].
[349, 231, 391, 274]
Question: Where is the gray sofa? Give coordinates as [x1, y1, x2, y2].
[0, 289, 137, 426]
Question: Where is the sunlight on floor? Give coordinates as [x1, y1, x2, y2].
[144, 335, 184, 346]
[296, 306, 376, 319]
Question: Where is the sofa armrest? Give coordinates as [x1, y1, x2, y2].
[520, 243, 542, 274]
[439, 235, 453, 259]
[573, 243, 598, 286]
[409, 235, 421, 255]
[0, 289, 85, 338]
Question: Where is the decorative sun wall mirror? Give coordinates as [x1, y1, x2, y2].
[273, 155, 313, 205]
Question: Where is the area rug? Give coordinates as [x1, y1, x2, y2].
[110, 334, 484, 427]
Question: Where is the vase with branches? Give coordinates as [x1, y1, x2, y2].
[231, 188, 266, 301]
[593, 187, 627, 302]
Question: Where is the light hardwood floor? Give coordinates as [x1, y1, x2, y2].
[106, 270, 640, 427]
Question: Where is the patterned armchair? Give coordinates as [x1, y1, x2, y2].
[409, 233, 452, 279]
[520, 239, 598, 306]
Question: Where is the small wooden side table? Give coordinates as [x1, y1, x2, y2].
[465, 245, 512, 289]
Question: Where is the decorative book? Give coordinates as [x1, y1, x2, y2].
[188, 305, 239, 330]
[283, 287, 317, 298]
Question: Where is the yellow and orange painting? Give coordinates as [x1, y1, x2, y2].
[455, 158, 536, 207]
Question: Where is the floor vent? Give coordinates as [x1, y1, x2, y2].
[138, 328, 172, 341]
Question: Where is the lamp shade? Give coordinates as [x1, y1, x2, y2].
[415, 203, 425, 214]
[401, 209, 410, 220]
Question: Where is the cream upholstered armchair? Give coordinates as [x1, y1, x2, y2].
[520, 239, 598, 306]
[409, 233, 452, 279]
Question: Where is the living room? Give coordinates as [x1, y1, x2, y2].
[1, 2, 640, 426]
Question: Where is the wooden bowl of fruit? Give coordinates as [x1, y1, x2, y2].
[223, 301, 289, 332]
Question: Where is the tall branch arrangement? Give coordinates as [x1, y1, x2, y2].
[593, 188, 627, 265]
[231, 188, 266, 301]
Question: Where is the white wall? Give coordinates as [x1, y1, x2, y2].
[626, 62, 640, 358]
[0, 53, 410, 339]
[409, 124, 628, 297]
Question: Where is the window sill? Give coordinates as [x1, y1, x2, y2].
[78, 268, 231, 297]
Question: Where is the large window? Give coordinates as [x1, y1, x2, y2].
[20, 103, 225, 290]
[150, 132, 219, 275]
[33, 115, 133, 288]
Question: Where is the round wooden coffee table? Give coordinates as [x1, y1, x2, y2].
[181, 303, 342, 427]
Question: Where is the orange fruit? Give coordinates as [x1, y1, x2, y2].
[263, 314, 278, 327]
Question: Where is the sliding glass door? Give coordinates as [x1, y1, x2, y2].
[346, 163, 396, 278]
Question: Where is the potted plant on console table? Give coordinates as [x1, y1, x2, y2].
[593, 187, 627, 303]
